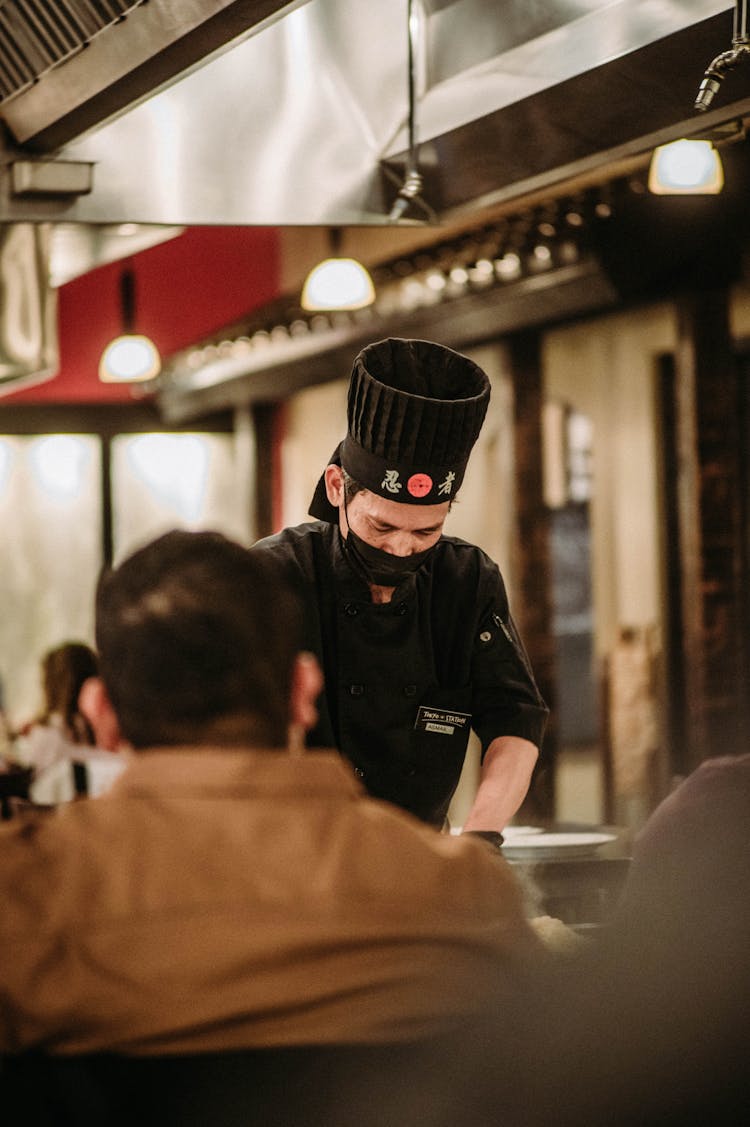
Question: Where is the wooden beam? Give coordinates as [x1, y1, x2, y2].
[508, 330, 557, 821]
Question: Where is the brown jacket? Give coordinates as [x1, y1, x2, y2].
[0, 748, 538, 1055]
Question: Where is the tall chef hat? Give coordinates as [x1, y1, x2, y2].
[309, 338, 491, 521]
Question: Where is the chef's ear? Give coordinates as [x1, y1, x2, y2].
[324, 464, 345, 507]
[78, 677, 123, 751]
[289, 651, 324, 741]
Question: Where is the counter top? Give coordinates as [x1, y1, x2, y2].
[502, 824, 632, 926]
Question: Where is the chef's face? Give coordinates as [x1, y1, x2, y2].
[324, 465, 450, 556]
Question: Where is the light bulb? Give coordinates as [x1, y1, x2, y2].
[99, 334, 161, 383]
[301, 258, 375, 311]
[648, 139, 724, 195]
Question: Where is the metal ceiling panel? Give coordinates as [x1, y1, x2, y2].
[48, 221, 184, 286]
[410, 1, 731, 148]
[387, 6, 745, 218]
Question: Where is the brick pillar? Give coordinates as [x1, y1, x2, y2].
[673, 289, 750, 770]
[509, 331, 557, 821]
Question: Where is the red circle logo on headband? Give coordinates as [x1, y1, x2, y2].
[407, 473, 433, 498]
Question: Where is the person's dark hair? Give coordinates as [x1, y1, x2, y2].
[39, 642, 98, 744]
[94, 530, 303, 749]
[341, 469, 365, 505]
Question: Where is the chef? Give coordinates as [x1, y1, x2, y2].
[250, 338, 548, 832]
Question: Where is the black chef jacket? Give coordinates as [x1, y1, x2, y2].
[250, 521, 547, 826]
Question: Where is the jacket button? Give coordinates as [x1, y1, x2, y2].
[404, 684, 417, 697]
[479, 630, 492, 643]
[349, 684, 364, 696]
[395, 602, 408, 615]
[344, 603, 359, 616]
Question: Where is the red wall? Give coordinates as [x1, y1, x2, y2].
[6, 226, 281, 404]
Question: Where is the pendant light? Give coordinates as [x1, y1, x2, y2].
[300, 228, 375, 312]
[648, 138, 724, 195]
[99, 264, 161, 383]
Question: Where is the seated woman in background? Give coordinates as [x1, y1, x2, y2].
[9, 642, 126, 804]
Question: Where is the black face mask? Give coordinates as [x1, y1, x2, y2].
[342, 494, 437, 586]
[344, 525, 435, 586]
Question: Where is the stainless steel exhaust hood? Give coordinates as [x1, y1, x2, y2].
[0, 1, 747, 403]
[0, 1, 743, 228]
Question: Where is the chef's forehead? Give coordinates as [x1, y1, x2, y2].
[346, 482, 450, 527]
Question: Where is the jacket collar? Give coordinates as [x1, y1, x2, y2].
[108, 746, 362, 800]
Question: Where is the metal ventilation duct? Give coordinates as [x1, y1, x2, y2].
[0, 0, 294, 151]
[0, 223, 57, 395]
[0, 1, 140, 107]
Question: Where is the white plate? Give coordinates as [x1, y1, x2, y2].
[502, 825, 544, 839]
[450, 825, 544, 838]
[501, 831, 617, 860]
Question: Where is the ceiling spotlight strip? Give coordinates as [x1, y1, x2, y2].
[163, 189, 611, 392]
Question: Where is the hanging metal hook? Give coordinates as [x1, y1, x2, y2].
[695, 0, 750, 111]
[388, 0, 434, 223]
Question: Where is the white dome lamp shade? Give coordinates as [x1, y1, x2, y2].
[648, 138, 724, 195]
[301, 229, 375, 312]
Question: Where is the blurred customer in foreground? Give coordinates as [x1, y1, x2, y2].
[539, 753, 750, 1126]
[0, 529, 541, 1061]
[416, 753, 750, 1126]
[0, 673, 10, 757]
[8, 641, 126, 804]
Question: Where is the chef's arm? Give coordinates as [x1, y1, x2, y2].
[462, 735, 538, 833]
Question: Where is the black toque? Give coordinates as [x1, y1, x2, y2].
[309, 338, 490, 521]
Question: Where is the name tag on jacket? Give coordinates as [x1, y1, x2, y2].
[414, 706, 472, 736]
